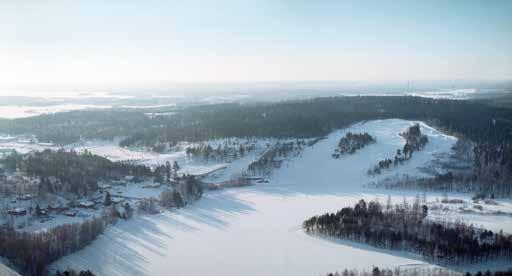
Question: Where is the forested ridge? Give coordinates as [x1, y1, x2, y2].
[1, 96, 511, 195]
[1, 96, 510, 146]
[0, 149, 153, 195]
[304, 199, 512, 265]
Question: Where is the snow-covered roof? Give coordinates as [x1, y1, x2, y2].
[78, 201, 95, 207]
[112, 197, 124, 203]
[8, 208, 27, 215]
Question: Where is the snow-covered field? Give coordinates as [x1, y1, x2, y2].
[48, 119, 512, 275]
[0, 104, 112, 119]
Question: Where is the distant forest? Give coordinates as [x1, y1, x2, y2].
[1, 96, 511, 196]
[1, 96, 510, 146]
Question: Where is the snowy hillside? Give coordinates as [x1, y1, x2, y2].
[49, 119, 512, 275]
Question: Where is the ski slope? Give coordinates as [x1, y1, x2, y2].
[49, 119, 512, 275]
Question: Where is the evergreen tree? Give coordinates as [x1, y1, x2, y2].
[104, 191, 112, 206]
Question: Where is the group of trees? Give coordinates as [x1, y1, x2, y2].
[149, 141, 177, 153]
[158, 174, 203, 210]
[248, 140, 305, 174]
[185, 141, 255, 162]
[139, 175, 202, 213]
[136, 197, 160, 214]
[0, 213, 113, 276]
[0, 149, 153, 195]
[159, 189, 184, 209]
[370, 172, 484, 193]
[400, 123, 429, 157]
[326, 268, 512, 276]
[473, 142, 512, 197]
[368, 124, 429, 175]
[154, 160, 180, 184]
[304, 199, 512, 265]
[332, 132, 375, 158]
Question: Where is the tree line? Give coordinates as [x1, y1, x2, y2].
[248, 140, 306, 174]
[0, 212, 115, 276]
[185, 141, 255, 162]
[1, 96, 509, 147]
[304, 199, 512, 265]
[326, 267, 512, 276]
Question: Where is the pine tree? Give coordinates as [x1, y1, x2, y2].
[104, 191, 112, 206]
[165, 161, 171, 183]
[35, 204, 42, 217]
[173, 190, 184, 208]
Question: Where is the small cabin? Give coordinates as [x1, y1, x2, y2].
[98, 183, 112, 190]
[8, 208, 27, 216]
[143, 183, 161, 189]
[17, 194, 34, 201]
[64, 210, 78, 217]
[111, 197, 125, 204]
[78, 201, 95, 209]
[47, 204, 68, 213]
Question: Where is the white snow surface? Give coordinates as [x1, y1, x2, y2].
[0, 104, 112, 119]
[0, 258, 20, 276]
[45, 119, 511, 275]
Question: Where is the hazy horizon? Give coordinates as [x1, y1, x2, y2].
[2, 0, 511, 91]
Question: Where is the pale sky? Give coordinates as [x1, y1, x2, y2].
[1, 0, 511, 90]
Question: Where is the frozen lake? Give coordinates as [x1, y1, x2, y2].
[50, 120, 512, 275]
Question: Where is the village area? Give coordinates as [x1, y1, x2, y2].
[0, 134, 299, 233]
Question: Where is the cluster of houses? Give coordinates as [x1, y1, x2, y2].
[4, 189, 128, 221]
[2, 173, 186, 230]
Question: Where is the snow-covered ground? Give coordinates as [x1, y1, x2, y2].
[407, 88, 509, 100]
[49, 119, 512, 275]
[0, 104, 112, 119]
[0, 257, 20, 276]
[0, 139, 59, 154]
